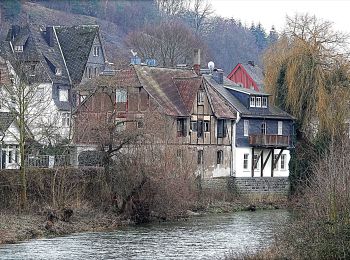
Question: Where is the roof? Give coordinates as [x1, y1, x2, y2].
[204, 74, 294, 120]
[241, 63, 264, 89]
[55, 25, 99, 85]
[173, 77, 202, 114]
[133, 65, 196, 117]
[0, 112, 16, 134]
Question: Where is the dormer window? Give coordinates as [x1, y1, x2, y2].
[256, 97, 261, 107]
[14, 45, 23, 52]
[262, 97, 268, 108]
[250, 96, 256, 107]
[55, 68, 62, 76]
[93, 46, 100, 56]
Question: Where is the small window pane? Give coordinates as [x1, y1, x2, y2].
[59, 89, 68, 102]
[256, 97, 261, 107]
[244, 120, 249, 136]
[250, 96, 255, 107]
[243, 154, 249, 169]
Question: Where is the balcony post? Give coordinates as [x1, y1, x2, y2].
[271, 148, 274, 177]
[260, 149, 263, 177]
[251, 147, 254, 177]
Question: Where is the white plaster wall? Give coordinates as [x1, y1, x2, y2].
[234, 147, 290, 177]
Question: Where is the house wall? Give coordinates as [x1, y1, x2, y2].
[81, 35, 106, 82]
[234, 147, 290, 177]
[228, 65, 259, 91]
[236, 118, 293, 147]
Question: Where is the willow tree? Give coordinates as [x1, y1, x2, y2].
[264, 14, 350, 141]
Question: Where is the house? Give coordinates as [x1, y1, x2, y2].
[72, 64, 237, 178]
[0, 56, 20, 169]
[0, 24, 108, 145]
[227, 61, 264, 91]
[206, 72, 295, 178]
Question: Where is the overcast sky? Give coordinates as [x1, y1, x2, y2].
[210, 0, 350, 33]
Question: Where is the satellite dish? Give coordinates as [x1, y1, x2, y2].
[208, 61, 215, 71]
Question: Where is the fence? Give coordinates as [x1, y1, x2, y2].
[25, 155, 71, 168]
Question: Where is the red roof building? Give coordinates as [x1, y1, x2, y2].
[227, 61, 264, 91]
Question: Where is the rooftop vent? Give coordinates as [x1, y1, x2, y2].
[212, 68, 224, 84]
[248, 60, 255, 66]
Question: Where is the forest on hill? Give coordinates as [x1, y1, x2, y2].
[0, 0, 277, 72]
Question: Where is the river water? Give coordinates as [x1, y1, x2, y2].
[0, 210, 289, 260]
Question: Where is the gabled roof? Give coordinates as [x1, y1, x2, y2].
[133, 65, 195, 117]
[228, 63, 265, 90]
[204, 74, 294, 120]
[173, 77, 202, 114]
[55, 25, 99, 85]
[0, 112, 16, 133]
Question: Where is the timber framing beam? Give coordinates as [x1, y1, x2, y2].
[271, 148, 284, 177]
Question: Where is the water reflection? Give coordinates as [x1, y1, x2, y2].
[0, 210, 289, 260]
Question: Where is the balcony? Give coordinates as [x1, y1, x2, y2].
[249, 134, 290, 148]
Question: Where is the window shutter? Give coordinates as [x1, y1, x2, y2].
[223, 120, 227, 137]
[182, 119, 187, 137]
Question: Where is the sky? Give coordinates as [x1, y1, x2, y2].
[210, 0, 350, 33]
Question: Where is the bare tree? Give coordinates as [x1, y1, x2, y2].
[125, 21, 204, 67]
[1, 59, 53, 210]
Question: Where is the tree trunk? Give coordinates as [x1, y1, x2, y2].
[19, 88, 27, 211]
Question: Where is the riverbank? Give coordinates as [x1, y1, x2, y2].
[0, 196, 289, 245]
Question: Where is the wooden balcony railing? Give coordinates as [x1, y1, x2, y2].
[249, 134, 290, 147]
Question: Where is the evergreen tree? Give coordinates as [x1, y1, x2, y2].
[0, 0, 21, 22]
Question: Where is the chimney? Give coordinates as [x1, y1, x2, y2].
[11, 25, 20, 41]
[248, 60, 255, 66]
[193, 49, 201, 75]
[212, 69, 224, 84]
[46, 26, 54, 47]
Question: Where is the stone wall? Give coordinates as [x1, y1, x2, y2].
[201, 177, 289, 195]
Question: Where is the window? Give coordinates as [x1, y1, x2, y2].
[14, 45, 23, 52]
[58, 89, 68, 102]
[61, 112, 70, 127]
[217, 150, 223, 165]
[116, 89, 127, 103]
[204, 121, 210, 132]
[261, 122, 267, 135]
[280, 154, 286, 170]
[197, 150, 203, 165]
[15, 146, 19, 164]
[273, 154, 279, 170]
[55, 67, 62, 76]
[37, 87, 44, 98]
[80, 95, 87, 103]
[177, 118, 187, 137]
[8, 151, 13, 163]
[190, 121, 197, 132]
[94, 67, 98, 77]
[278, 121, 283, 135]
[253, 154, 259, 170]
[176, 149, 183, 159]
[137, 121, 144, 129]
[93, 46, 100, 56]
[250, 96, 256, 107]
[244, 120, 249, 136]
[197, 90, 204, 104]
[217, 119, 227, 138]
[116, 120, 126, 132]
[243, 154, 249, 169]
[197, 120, 204, 138]
[256, 97, 261, 107]
[262, 97, 268, 108]
[88, 67, 92, 79]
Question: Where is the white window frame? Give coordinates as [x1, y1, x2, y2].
[280, 154, 286, 170]
[14, 45, 23, 52]
[278, 121, 283, 135]
[197, 90, 204, 104]
[244, 120, 249, 136]
[116, 89, 127, 103]
[55, 67, 62, 76]
[58, 89, 68, 102]
[256, 97, 261, 107]
[243, 154, 249, 170]
[204, 120, 210, 132]
[93, 46, 100, 56]
[262, 97, 268, 108]
[250, 96, 256, 107]
[61, 112, 70, 127]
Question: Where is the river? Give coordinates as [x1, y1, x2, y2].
[0, 210, 289, 260]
